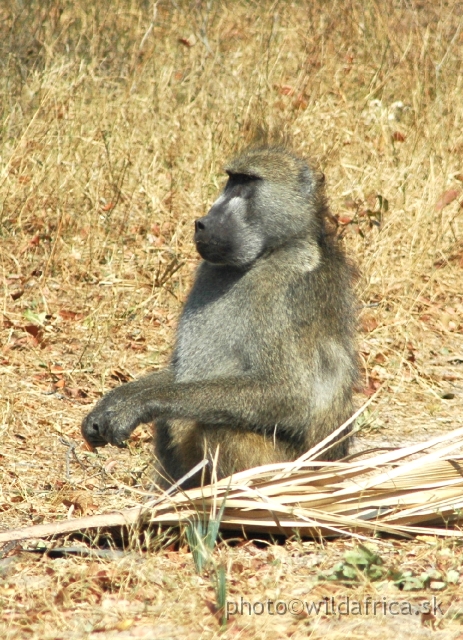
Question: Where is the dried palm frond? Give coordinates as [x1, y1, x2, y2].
[2, 421, 463, 544]
[141, 423, 463, 540]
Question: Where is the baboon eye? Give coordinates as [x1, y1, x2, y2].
[227, 172, 260, 186]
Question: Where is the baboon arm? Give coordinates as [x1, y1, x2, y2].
[82, 369, 175, 447]
[81, 370, 301, 448]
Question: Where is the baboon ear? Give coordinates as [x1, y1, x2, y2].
[299, 165, 316, 197]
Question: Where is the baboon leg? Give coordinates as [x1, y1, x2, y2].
[153, 418, 200, 488]
[304, 397, 354, 461]
[193, 428, 295, 479]
[153, 420, 296, 489]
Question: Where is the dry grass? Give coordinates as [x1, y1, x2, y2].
[1, 0, 463, 638]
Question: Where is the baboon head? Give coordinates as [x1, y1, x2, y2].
[194, 147, 324, 268]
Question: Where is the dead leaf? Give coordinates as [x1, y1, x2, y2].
[2, 315, 14, 328]
[20, 234, 40, 254]
[65, 387, 88, 399]
[11, 289, 24, 300]
[363, 375, 382, 396]
[50, 364, 63, 373]
[178, 34, 196, 47]
[435, 189, 459, 211]
[110, 369, 131, 383]
[293, 95, 308, 110]
[23, 324, 44, 346]
[61, 491, 96, 515]
[276, 84, 295, 96]
[421, 610, 437, 630]
[204, 599, 217, 615]
[58, 309, 84, 321]
[361, 314, 379, 333]
[392, 131, 406, 142]
[128, 341, 146, 351]
[338, 215, 354, 225]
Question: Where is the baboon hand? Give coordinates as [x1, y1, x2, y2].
[81, 370, 173, 448]
[81, 388, 145, 448]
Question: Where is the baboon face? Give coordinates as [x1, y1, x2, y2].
[194, 148, 319, 268]
[194, 172, 265, 268]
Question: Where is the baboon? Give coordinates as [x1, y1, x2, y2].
[82, 146, 358, 488]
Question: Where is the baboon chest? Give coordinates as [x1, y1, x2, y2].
[172, 269, 262, 382]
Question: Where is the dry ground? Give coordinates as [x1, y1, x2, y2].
[1, 0, 463, 638]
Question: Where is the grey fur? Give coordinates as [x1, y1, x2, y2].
[81, 146, 358, 488]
